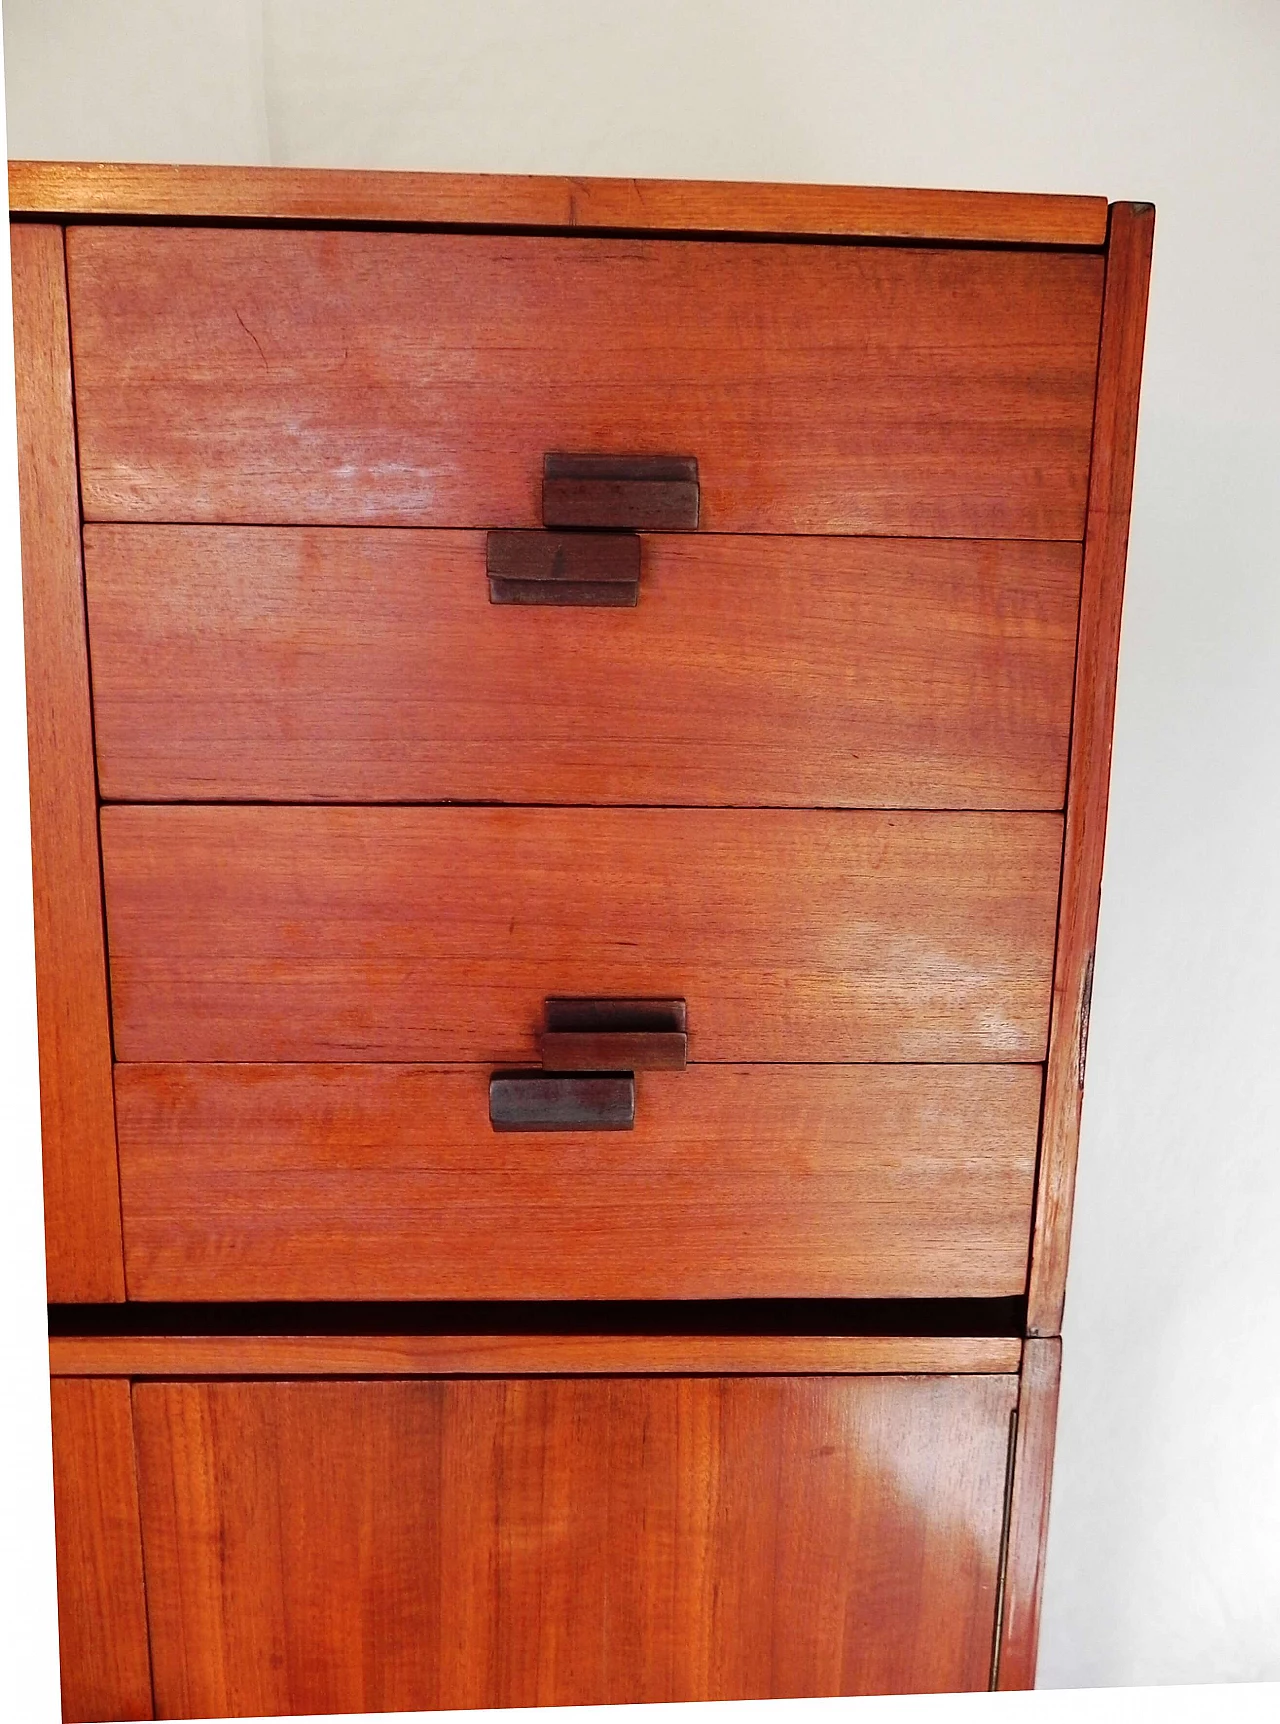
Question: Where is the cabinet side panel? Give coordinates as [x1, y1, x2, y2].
[996, 1338, 1063, 1688]
[49, 1378, 153, 1721]
[11, 223, 123, 1301]
[1029, 204, 1155, 1334]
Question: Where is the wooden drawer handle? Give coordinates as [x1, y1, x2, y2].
[538, 996, 687, 1071]
[542, 454, 699, 532]
[489, 1072, 635, 1132]
[486, 529, 640, 607]
[489, 1000, 686, 1130]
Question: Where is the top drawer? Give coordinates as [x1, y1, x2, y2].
[66, 228, 1103, 538]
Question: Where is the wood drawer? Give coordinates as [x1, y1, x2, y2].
[66, 227, 1103, 538]
[85, 526, 1081, 808]
[126, 1371, 1014, 1712]
[115, 1062, 1040, 1301]
[100, 805, 1062, 1063]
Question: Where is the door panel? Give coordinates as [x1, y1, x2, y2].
[133, 1374, 1016, 1715]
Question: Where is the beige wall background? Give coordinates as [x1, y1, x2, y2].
[5, 0, 1279, 1691]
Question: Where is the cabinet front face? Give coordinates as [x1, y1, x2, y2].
[16, 164, 1152, 1717]
[131, 1373, 1016, 1718]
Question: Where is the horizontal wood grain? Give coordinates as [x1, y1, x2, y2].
[133, 1373, 1016, 1712]
[84, 528, 1082, 808]
[11, 225, 125, 1302]
[49, 1379, 153, 1722]
[11, 159, 1110, 245]
[49, 1330, 1023, 1377]
[100, 807, 1063, 1063]
[66, 228, 1103, 537]
[1029, 205, 1155, 1335]
[113, 1062, 1040, 1301]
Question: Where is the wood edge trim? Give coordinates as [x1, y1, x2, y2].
[50, 1333, 1023, 1378]
[9, 161, 1109, 246]
[125, 1379, 159, 1721]
[12, 222, 126, 1301]
[48, 1378, 155, 1721]
[1027, 201, 1155, 1336]
[996, 1336, 1063, 1688]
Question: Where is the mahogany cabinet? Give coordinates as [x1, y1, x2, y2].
[12, 161, 1152, 1720]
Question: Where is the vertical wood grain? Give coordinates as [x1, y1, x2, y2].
[11, 223, 123, 1301]
[49, 1379, 153, 1721]
[133, 1374, 1015, 1714]
[995, 1338, 1063, 1689]
[1028, 204, 1155, 1336]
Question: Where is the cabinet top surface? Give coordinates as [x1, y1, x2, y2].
[9, 158, 1109, 245]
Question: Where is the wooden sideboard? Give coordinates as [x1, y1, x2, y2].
[11, 159, 1152, 1721]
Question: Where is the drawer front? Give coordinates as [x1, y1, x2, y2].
[133, 1373, 1016, 1712]
[116, 1062, 1040, 1301]
[101, 806, 1062, 1062]
[67, 227, 1102, 538]
[86, 526, 1082, 809]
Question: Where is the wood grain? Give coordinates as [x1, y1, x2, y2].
[100, 807, 1063, 1063]
[996, 1337, 1063, 1688]
[12, 159, 1109, 244]
[66, 227, 1103, 538]
[49, 1330, 1023, 1378]
[49, 1379, 153, 1722]
[11, 224, 123, 1302]
[84, 528, 1082, 808]
[113, 1063, 1041, 1301]
[133, 1373, 1016, 1713]
[1028, 204, 1155, 1336]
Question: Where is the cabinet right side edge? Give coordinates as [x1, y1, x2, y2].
[1028, 202, 1155, 1337]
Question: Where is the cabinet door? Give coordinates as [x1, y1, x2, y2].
[133, 1373, 1015, 1716]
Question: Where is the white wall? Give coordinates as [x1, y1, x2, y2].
[5, 0, 1279, 1692]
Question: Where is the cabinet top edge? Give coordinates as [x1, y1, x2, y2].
[9, 159, 1111, 246]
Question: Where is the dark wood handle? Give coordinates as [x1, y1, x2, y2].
[540, 997, 687, 1070]
[489, 1072, 635, 1132]
[542, 454, 699, 531]
[487, 529, 640, 606]
[538, 1031, 686, 1070]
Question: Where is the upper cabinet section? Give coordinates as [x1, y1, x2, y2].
[66, 227, 1103, 538]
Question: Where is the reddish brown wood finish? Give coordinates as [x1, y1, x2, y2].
[11, 159, 1110, 245]
[132, 1373, 1016, 1713]
[100, 806, 1063, 1063]
[11, 224, 124, 1303]
[66, 228, 1103, 538]
[49, 1379, 153, 1722]
[997, 1337, 1063, 1688]
[113, 1062, 1041, 1301]
[1028, 204, 1155, 1336]
[84, 527, 1082, 808]
[49, 1331, 1023, 1378]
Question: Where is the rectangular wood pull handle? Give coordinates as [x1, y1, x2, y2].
[542, 454, 699, 531]
[539, 996, 687, 1070]
[489, 1072, 635, 1132]
[487, 529, 640, 606]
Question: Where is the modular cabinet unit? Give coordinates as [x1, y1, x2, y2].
[12, 161, 1152, 1720]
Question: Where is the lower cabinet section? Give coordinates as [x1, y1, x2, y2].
[49, 1343, 1056, 1720]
